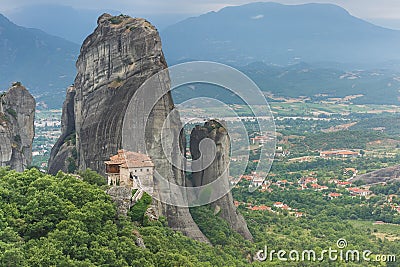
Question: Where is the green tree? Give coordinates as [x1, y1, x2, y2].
[78, 169, 107, 186]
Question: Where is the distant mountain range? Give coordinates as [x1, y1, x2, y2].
[1, 2, 400, 108]
[4, 5, 117, 44]
[4, 4, 191, 44]
[240, 62, 400, 105]
[172, 62, 400, 105]
[161, 2, 400, 68]
[0, 14, 79, 108]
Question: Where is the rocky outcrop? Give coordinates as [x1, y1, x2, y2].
[106, 186, 133, 216]
[190, 120, 253, 241]
[135, 237, 146, 249]
[352, 165, 400, 184]
[132, 230, 146, 249]
[0, 83, 35, 171]
[48, 86, 76, 174]
[48, 14, 209, 243]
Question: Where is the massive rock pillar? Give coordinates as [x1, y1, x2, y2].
[190, 120, 253, 240]
[48, 14, 209, 243]
[0, 83, 35, 171]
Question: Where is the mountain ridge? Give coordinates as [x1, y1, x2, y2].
[0, 13, 79, 108]
[161, 2, 400, 67]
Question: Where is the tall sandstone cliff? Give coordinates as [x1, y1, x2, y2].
[190, 120, 253, 241]
[48, 14, 209, 242]
[0, 83, 35, 171]
[48, 86, 76, 174]
[49, 14, 253, 243]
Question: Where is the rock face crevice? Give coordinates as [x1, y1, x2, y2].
[190, 120, 253, 241]
[0, 83, 35, 171]
[48, 14, 209, 243]
[48, 86, 76, 174]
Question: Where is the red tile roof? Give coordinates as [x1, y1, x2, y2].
[337, 181, 352, 186]
[251, 205, 271, 211]
[347, 187, 371, 194]
[105, 149, 154, 168]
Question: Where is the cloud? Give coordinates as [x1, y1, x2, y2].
[251, 14, 264, 20]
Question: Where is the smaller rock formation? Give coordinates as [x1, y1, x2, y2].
[106, 186, 133, 216]
[132, 230, 146, 249]
[135, 237, 146, 249]
[144, 206, 159, 221]
[190, 120, 253, 241]
[48, 86, 76, 174]
[353, 165, 400, 184]
[0, 83, 35, 171]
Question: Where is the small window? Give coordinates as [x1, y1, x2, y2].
[140, 169, 143, 172]
[135, 170, 137, 172]
[147, 169, 149, 172]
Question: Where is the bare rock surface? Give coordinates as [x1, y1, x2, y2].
[0, 83, 35, 171]
[48, 86, 76, 174]
[48, 14, 209, 243]
[190, 120, 253, 241]
[353, 165, 400, 184]
[106, 186, 133, 216]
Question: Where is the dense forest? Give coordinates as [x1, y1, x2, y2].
[0, 168, 248, 266]
[0, 168, 398, 266]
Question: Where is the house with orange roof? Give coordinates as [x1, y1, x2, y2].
[251, 205, 271, 211]
[240, 175, 253, 181]
[298, 177, 318, 185]
[347, 187, 371, 197]
[250, 135, 272, 145]
[310, 183, 319, 189]
[250, 172, 266, 187]
[337, 181, 352, 187]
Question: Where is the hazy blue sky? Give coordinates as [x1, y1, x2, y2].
[0, 0, 399, 19]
